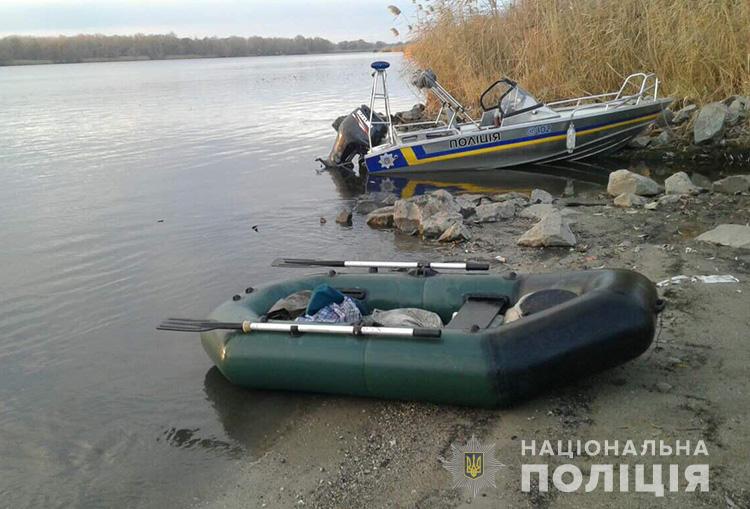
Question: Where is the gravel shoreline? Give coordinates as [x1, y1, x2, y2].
[201, 176, 750, 509]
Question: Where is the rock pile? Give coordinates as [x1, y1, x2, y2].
[366, 187, 578, 247]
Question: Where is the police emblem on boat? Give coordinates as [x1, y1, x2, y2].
[378, 152, 397, 169]
[442, 435, 504, 497]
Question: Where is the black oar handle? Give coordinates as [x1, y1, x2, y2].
[282, 258, 346, 267]
[413, 328, 442, 338]
[465, 261, 490, 271]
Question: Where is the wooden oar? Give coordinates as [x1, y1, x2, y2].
[271, 258, 489, 271]
[157, 318, 441, 338]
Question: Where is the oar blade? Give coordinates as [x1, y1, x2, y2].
[156, 319, 242, 332]
[271, 258, 344, 268]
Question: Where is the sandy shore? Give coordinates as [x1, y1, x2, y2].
[200, 189, 749, 509]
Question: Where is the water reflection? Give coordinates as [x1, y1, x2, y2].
[202, 367, 310, 455]
[354, 161, 613, 200]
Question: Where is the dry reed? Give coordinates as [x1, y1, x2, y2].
[407, 0, 750, 108]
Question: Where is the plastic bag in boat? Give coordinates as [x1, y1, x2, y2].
[267, 290, 312, 320]
[368, 308, 443, 328]
[296, 297, 363, 324]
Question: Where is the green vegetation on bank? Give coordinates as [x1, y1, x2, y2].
[407, 0, 750, 107]
[0, 33, 394, 66]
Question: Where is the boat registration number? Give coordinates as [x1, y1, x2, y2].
[527, 125, 552, 136]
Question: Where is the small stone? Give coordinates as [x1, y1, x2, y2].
[655, 109, 674, 127]
[658, 194, 682, 205]
[563, 179, 575, 197]
[712, 175, 749, 194]
[335, 208, 352, 226]
[607, 169, 661, 197]
[529, 188, 554, 204]
[664, 171, 701, 195]
[613, 192, 648, 208]
[644, 201, 659, 210]
[655, 382, 673, 393]
[319, 217, 327, 224]
[629, 135, 651, 148]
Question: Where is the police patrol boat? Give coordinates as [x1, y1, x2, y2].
[322, 61, 671, 174]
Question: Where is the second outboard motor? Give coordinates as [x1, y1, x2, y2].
[321, 105, 387, 168]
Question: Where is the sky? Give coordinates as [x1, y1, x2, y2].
[0, 0, 419, 42]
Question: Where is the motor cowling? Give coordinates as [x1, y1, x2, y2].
[322, 105, 387, 168]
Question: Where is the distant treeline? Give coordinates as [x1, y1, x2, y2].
[0, 33, 395, 65]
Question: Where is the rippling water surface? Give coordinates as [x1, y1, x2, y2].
[4, 52, 730, 507]
[0, 52, 446, 508]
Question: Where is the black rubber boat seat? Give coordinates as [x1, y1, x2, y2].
[446, 295, 510, 330]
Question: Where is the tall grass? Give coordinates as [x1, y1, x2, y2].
[407, 0, 750, 108]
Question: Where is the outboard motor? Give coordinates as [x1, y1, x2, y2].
[320, 105, 387, 169]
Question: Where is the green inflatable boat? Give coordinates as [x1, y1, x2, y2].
[159, 259, 662, 408]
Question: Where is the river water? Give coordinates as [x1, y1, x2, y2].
[0, 52, 734, 507]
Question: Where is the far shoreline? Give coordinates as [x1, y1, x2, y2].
[0, 48, 404, 68]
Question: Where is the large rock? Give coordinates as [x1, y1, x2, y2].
[335, 208, 352, 226]
[696, 224, 750, 249]
[355, 192, 397, 214]
[474, 201, 516, 223]
[712, 175, 749, 194]
[607, 169, 661, 197]
[614, 192, 649, 208]
[517, 211, 576, 247]
[488, 192, 528, 204]
[454, 196, 477, 218]
[421, 212, 464, 239]
[392, 190, 462, 237]
[651, 130, 673, 147]
[644, 193, 684, 210]
[365, 206, 394, 228]
[529, 189, 554, 204]
[438, 222, 470, 242]
[671, 104, 696, 125]
[456, 193, 488, 205]
[665, 171, 702, 195]
[691, 172, 713, 189]
[693, 102, 729, 144]
[726, 96, 749, 124]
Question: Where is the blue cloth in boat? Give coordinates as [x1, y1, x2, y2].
[305, 284, 368, 315]
[296, 296, 362, 324]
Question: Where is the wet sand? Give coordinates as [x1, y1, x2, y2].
[200, 190, 750, 509]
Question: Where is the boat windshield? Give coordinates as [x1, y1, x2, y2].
[500, 85, 542, 116]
